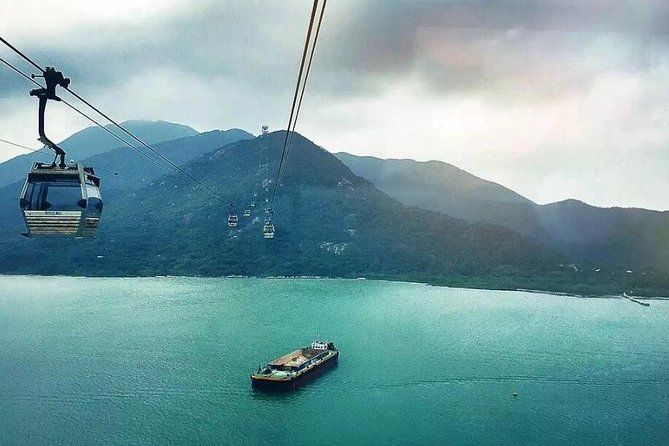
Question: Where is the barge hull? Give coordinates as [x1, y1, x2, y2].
[252, 351, 338, 391]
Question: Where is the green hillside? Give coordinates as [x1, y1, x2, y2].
[0, 131, 666, 296]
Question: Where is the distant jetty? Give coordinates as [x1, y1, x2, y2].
[516, 288, 583, 297]
[622, 293, 650, 307]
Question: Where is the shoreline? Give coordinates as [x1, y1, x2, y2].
[515, 288, 668, 301]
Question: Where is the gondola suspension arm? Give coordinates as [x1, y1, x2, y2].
[29, 67, 70, 168]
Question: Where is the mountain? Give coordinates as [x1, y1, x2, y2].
[337, 153, 669, 276]
[335, 154, 541, 235]
[0, 131, 665, 296]
[0, 120, 199, 188]
[536, 199, 669, 272]
[0, 131, 575, 291]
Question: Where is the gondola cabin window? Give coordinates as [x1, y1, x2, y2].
[23, 178, 84, 211]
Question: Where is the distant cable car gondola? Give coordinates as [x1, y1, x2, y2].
[263, 210, 275, 239]
[227, 203, 238, 227]
[19, 66, 103, 237]
[263, 221, 275, 239]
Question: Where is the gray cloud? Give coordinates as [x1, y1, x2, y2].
[3, 1, 315, 92]
[322, 1, 669, 99]
[1, 0, 668, 209]
[4, 1, 667, 98]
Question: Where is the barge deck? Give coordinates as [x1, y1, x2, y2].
[251, 340, 338, 390]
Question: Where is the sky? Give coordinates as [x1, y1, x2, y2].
[1, 0, 667, 210]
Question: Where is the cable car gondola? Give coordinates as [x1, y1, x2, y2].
[20, 162, 102, 238]
[19, 66, 103, 238]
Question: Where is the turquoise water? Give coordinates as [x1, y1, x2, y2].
[0, 276, 667, 445]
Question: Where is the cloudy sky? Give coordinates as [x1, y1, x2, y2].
[1, 0, 667, 210]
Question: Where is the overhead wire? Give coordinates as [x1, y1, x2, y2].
[0, 53, 221, 201]
[0, 138, 60, 167]
[0, 138, 44, 153]
[0, 57, 215, 197]
[281, 0, 327, 179]
[0, 37, 42, 72]
[269, 0, 320, 205]
[1, 55, 205, 189]
[60, 85, 226, 201]
[270, 0, 326, 207]
[2, 2, 327, 209]
[0, 57, 131, 147]
[0, 57, 153, 161]
[0, 41, 226, 203]
[0, 137, 148, 182]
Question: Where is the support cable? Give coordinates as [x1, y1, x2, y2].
[0, 41, 226, 202]
[281, 0, 327, 181]
[269, 0, 320, 205]
[0, 137, 148, 182]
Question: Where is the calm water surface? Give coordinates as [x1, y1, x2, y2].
[0, 276, 667, 445]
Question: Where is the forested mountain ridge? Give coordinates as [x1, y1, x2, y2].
[337, 153, 669, 278]
[0, 132, 574, 290]
[0, 128, 665, 296]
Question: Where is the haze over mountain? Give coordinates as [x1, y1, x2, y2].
[335, 154, 540, 234]
[337, 153, 669, 276]
[79, 128, 252, 191]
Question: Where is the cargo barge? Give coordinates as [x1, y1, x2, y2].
[251, 340, 338, 390]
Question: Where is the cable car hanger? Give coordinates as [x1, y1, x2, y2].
[30, 66, 70, 168]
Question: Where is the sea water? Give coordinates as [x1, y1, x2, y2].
[0, 276, 667, 445]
